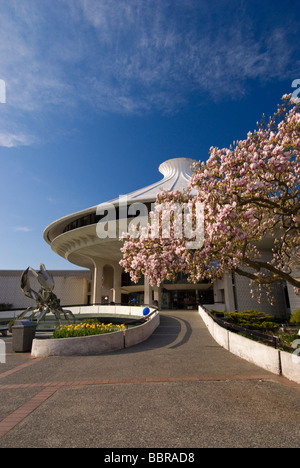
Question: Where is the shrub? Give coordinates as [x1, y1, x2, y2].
[8, 320, 15, 332]
[278, 330, 300, 350]
[225, 310, 277, 330]
[211, 310, 225, 315]
[53, 321, 125, 339]
[290, 308, 300, 324]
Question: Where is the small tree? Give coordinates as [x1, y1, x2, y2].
[120, 95, 300, 302]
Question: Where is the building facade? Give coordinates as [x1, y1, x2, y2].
[40, 157, 297, 317]
[0, 269, 91, 310]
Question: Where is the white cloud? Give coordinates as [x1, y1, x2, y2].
[76, 1, 298, 92]
[0, 0, 298, 145]
[13, 227, 32, 232]
[0, 132, 35, 148]
[46, 197, 57, 203]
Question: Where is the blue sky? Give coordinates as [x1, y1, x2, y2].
[0, 0, 299, 271]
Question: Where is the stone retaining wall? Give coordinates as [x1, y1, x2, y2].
[199, 306, 300, 384]
[31, 307, 160, 357]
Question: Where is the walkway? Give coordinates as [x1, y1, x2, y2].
[0, 310, 299, 448]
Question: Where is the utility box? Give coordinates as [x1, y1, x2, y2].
[12, 320, 36, 353]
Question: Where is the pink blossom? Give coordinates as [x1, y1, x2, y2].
[120, 95, 300, 300]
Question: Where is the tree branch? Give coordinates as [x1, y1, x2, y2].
[235, 259, 300, 288]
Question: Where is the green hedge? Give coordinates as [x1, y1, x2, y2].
[290, 308, 300, 324]
[225, 310, 277, 331]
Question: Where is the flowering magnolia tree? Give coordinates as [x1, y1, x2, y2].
[120, 95, 300, 302]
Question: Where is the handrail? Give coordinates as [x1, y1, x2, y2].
[123, 307, 159, 325]
[202, 306, 280, 349]
[0, 303, 159, 312]
[0, 304, 159, 333]
[31, 309, 159, 333]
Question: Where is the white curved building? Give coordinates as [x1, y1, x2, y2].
[44, 158, 215, 309]
[44, 157, 292, 316]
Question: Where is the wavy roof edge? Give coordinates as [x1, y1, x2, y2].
[104, 157, 197, 205]
[43, 157, 197, 243]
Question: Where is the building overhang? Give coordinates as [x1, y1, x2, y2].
[44, 158, 197, 246]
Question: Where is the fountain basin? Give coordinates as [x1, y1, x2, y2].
[31, 306, 159, 357]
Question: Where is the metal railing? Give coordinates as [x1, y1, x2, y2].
[0, 303, 159, 333]
[202, 306, 280, 349]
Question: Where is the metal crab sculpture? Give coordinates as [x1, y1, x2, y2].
[17, 263, 75, 325]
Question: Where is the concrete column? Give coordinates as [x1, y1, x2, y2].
[213, 280, 224, 304]
[91, 259, 104, 304]
[113, 264, 122, 303]
[153, 285, 162, 309]
[223, 273, 236, 313]
[144, 276, 153, 305]
[212, 275, 236, 312]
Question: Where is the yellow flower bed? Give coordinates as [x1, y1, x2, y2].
[53, 321, 125, 339]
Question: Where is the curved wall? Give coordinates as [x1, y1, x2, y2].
[31, 306, 160, 357]
[198, 306, 300, 384]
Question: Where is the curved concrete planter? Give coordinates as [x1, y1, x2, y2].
[31, 309, 160, 357]
[199, 306, 300, 384]
[31, 329, 124, 357]
[124, 312, 160, 348]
